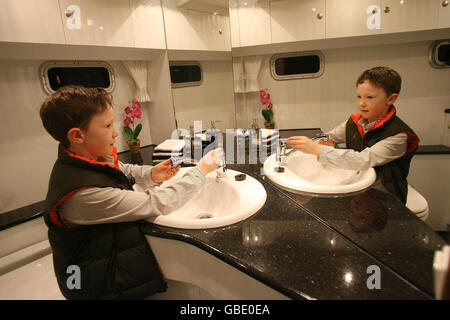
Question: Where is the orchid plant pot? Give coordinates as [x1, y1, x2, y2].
[128, 139, 143, 165]
[264, 122, 275, 129]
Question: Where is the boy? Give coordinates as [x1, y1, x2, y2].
[40, 85, 222, 299]
[287, 66, 419, 204]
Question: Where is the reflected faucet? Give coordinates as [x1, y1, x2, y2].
[311, 133, 330, 143]
[210, 120, 220, 130]
[251, 118, 258, 130]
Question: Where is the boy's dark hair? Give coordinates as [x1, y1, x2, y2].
[40, 85, 112, 147]
[356, 66, 402, 96]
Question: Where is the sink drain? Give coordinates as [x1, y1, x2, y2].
[196, 213, 214, 219]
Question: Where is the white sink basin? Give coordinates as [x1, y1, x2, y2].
[263, 151, 376, 195]
[139, 168, 266, 229]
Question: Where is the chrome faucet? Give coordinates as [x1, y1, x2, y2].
[275, 138, 295, 172]
[171, 155, 227, 182]
[215, 155, 227, 182]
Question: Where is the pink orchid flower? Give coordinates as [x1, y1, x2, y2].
[259, 89, 271, 105]
[131, 110, 142, 119]
[132, 101, 141, 110]
[124, 116, 133, 126]
[123, 99, 144, 142]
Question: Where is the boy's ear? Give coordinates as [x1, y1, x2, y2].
[67, 128, 85, 145]
[387, 93, 398, 105]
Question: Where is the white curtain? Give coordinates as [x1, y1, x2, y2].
[122, 61, 151, 102]
[243, 55, 263, 92]
[232, 57, 245, 93]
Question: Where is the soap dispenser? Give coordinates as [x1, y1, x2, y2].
[210, 120, 221, 134]
[251, 118, 259, 131]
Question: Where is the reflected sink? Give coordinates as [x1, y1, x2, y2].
[137, 168, 266, 229]
[263, 151, 376, 195]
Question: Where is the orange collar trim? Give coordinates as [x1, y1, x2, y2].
[60, 144, 119, 170]
[350, 105, 396, 138]
[405, 131, 419, 155]
[372, 105, 396, 131]
[350, 112, 365, 138]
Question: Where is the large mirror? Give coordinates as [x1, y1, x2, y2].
[161, 0, 236, 135]
[227, 0, 450, 233]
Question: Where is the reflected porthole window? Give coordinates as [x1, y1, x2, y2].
[270, 51, 324, 80]
[169, 61, 203, 88]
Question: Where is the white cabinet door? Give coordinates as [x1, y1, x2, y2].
[271, 0, 325, 43]
[59, 0, 134, 47]
[184, 9, 229, 51]
[219, 14, 232, 51]
[0, 0, 65, 44]
[381, 0, 440, 33]
[236, 0, 271, 46]
[130, 0, 166, 49]
[162, 0, 229, 50]
[326, 0, 382, 38]
[438, 0, 450, 28]
[229, 0, 241, 47]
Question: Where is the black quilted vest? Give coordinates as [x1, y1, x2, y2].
[43, 145, 167, 299]
[345, 106, 419, 204]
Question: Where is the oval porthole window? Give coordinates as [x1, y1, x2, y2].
[429, 40, 450, 69]
[270, 51, 324, 80]
[40, 61, 115, 94]
[169, 61, 203, 88]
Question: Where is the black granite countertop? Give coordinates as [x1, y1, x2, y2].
[415, 145, 450, 155]
[265, 180, 446, 298]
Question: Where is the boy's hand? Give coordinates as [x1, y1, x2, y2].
[197, 148, 224, 176]
[151, 159, 181, 182]
[317, 138, 335, 147]
[287, 136, 321, 157]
